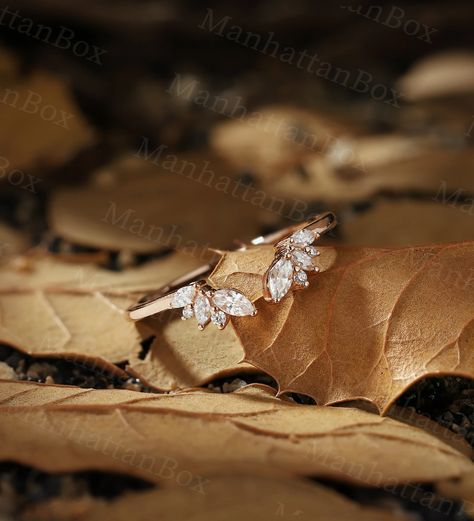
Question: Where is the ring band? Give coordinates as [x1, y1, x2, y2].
[251, 211, 336, 247]
[128, 212, 337, 328]
[128, 263, 215, 321]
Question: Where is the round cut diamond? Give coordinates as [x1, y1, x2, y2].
[211, 310, 227, 329]
[181, 306, 194, 320]
[291, 249, 314, 270]
[305, 245, 319, 257]
[171, 285, 196, 308]
[291, 228, 315, 246]
[294, 270, 308, 285]
[267, 258, 293, 302]
[213, 289, 255, 316]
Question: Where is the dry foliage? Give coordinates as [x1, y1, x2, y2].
[21, 475, 412, 521]
[210, 105, 361, 178]
[0, 72, 95, 173]
[128, 316, 253, 390]
[209, 243, 474, 412]
[0, 253, 201, 368]
[0, 223, 27, 259]
[437, 471, 474, 517]
[342, 200, 474, 246]
[398, 51, 474, 100]
[0, 381, 471, 487]
[1, 9, 474, 519]
[49, 154, 278, 253]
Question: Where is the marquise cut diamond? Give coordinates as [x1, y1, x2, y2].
[291, 228, 315, 246]
[267, 258, 293, 302]
[291, 249, 315, 270]
[213, 289, 255, 316]
[194, 294, 211, 326]
[171, 285, 196, 308]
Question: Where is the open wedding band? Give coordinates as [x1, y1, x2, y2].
[128, 212, 337, 327]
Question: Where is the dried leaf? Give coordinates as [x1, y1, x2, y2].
[0, 289, 136, 368]
[210, 105, 360, 179]
[0, 253, 201, 367]
[25, 476, 412, 521]
[21, 497, 96, 521]
[388, 405, 473, 458]
[0, 380, 471, 487]
[437, 470, 474, 517]
[343, 200, 474, 246]
[209, 243, 474, 412]
[0, 252, 201, 295]
[128, 315, 253, 390]
[398, 51, 474, 101]
[0, 72, 96, 172]
[49, 154, 277, 253]
[0, 361, 16, 380]
[275, 143, 474, 203]
[0, 223, 28, 260]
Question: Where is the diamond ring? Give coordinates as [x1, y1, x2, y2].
[128, 212, 336, 329]
[254, 212, 337, 303]
[128, 263, 256, 330]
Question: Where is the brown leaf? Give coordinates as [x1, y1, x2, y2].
[128, 314, 254, 390]
[388, 405, 473, 458]
[209, 244, 474, 412]
[0, 223, 28, 260]
[398, 51, 474, 101]
[49, 153, 277, 254]
[0, 252, 201, 295]
[343, 200, 474, 246]
[437, 470, 474, 517]
[274, 142, 474, 204]
[0, 253, 201, 367]
[0, 380, 471, 486]
[23, 475, 412, 521]
[0, 361, 16, 380]
[210, 105, 357, 180]
[0, 72, 96, 173]
[0, 289, 136, 370]
[21, 497, 96, 521]
[0, 254, 244, 392]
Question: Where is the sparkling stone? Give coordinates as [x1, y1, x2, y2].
[211, 310, 227, 328]
[291, 228, 315, 246]
[267, 258, 293, 302]
[213, 289, 255, 316]
[305, 245, 319, 257]
[171, 285, 196, 308]
[294, 270, 308, 285]
[181, 306, 194, 320]
[291, 249, 315, 270]
[194, 294, 211, 327]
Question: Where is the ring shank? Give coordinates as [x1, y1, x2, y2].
[128, 212, 337, 321]
[127, 263, 213, 320]
[251, 211, 336, 246]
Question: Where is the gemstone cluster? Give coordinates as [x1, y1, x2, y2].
[264, 227, 320, 303]
[170, 284, 256, 330]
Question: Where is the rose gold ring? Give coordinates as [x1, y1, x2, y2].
[256, 211, 337, 303]
[128, 211, 336, 329]
[128, 262, 257, 330]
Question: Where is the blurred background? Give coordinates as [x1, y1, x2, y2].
[1, 2, 474, 519]
[1, 0, 474, 265]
